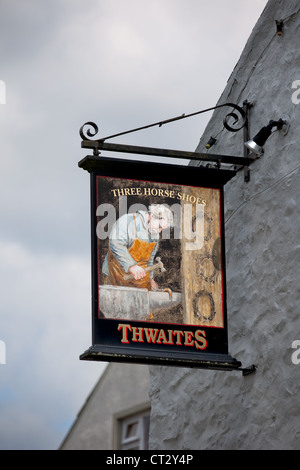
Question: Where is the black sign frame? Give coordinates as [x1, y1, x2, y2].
[79, 155, 242, 371]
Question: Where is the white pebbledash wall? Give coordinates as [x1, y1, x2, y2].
[148, 0, 300, 450]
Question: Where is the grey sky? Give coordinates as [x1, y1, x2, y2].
[0, 0, 268, 449]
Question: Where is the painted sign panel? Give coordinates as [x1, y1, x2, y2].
[97, 177, 224, 329]
[79, 156, 241, 370]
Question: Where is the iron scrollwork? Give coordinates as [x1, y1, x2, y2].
[79, 102, 247, 143]
[220, 103, 247, 132]
[79, 121, 99, 140]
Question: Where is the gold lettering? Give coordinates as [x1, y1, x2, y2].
[117, 324, 208, 350]
[184, 331, 195, 347]
[118, 323, 132, 343]
[156, 329, 168, 344]
[195, 329, 207, 350]
[172, 330, 184, 345]
[167, 329, 174, 344]
[132, 326, 144, 342]
[144, 328, 159, 343]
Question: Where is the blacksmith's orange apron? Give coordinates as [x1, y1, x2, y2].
[108, 214, 156, 290]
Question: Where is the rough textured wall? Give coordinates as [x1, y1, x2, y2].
[149, 0, 300, 450]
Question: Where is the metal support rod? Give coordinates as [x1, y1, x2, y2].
[79, 101, 255, 170]
[81, 140, 258, 168]
[240, 365, 257, 376]
[80, 102, 247, 143]
[243, 100, 251, 182]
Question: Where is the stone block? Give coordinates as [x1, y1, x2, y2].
[99, 285, 150, 321]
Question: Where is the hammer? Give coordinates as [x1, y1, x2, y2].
[123, 257, 166, 280]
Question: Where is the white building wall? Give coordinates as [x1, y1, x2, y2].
[148, 0, 300, 450]
[61, 363, 150, 450]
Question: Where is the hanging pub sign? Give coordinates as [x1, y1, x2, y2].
[78, 150, 242, 372]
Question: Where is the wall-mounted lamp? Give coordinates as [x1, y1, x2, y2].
[276, 20, 284, 36]
[245, 118, 289, 156]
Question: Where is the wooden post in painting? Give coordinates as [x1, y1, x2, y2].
[181, 186, 224, 329]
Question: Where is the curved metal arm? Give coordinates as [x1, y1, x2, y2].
[79, 102, 247, 142]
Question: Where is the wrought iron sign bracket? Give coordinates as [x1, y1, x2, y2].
[239, 364, 257, 376]
[78, 102, 259, 375]
[80, 101, 256, 182]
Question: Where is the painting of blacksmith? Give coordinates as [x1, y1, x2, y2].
[102, 204, 173, 291]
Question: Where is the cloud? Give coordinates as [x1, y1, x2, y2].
[0, 239, 104, 449]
